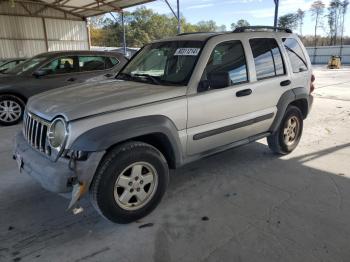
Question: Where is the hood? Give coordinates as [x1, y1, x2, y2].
[27, 79, 187, 121]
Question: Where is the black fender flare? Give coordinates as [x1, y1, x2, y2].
[269, 87, 312, 133]
[70, 115, 183, 167]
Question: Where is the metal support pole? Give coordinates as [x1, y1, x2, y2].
[177, 0, 181, 34]
[122, 11, 127, 55]
[273, 0, 279, 28]
[42, 17, 49, 52]
[164, 0, 181, 34]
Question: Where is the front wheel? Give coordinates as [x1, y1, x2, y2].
[90, 141, 169, 224]
[0, 95, 25, 126]
[267, 105, 303, 155]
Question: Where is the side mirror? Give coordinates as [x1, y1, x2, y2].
[197, 80, 210, 92]
[207, 71, 230, 89]
[33, 69, 49, 78]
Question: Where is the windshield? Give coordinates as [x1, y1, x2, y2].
[5, 56, 47, 75]
[117, 41, 204, 86]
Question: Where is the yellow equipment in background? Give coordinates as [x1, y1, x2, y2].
[328, 56, 341, 69]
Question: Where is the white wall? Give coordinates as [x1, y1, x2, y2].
[306, 45, 350, 64]
[0, 15, 89, 59]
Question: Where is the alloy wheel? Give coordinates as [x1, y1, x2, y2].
[0, 100, 22, 123]
[283, 116, 300, 146]
[114, 162, 158, 211]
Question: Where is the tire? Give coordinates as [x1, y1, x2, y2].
[267, 105, 303, 155]
[90, 141, 169, 224]
[0, 95, 25, 126]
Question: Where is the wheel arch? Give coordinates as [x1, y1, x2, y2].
[290, 98, 308, 119]
[270, 87, 311, 132]
[0, 92, 27, 104]
[70, 115, 183, 169]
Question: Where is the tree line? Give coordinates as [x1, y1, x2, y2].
[278, 0, 349, 46]
[89, 2, 349, 48]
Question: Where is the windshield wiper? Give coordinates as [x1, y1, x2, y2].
[134, 74, 161, 85]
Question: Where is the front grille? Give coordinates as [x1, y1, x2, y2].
[23, 112, 50, 154]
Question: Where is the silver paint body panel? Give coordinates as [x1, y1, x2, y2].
[26, 31, 312, 162]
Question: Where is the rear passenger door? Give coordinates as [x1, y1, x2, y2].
[246, 37, 292, 110]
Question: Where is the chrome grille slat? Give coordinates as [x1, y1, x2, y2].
[34, 121, 39, 148]
[23, 112, 50, 155]
[29, 117, 34, 144]
[25, 114, 30, 139]
[39, 123, 44, 151]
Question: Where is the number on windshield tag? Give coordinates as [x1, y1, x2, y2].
[174, 48, 201, 56]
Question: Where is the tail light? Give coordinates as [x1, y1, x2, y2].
[310, 73, 315, 93]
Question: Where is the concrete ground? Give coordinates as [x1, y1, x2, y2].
[1, 65, 350, 262]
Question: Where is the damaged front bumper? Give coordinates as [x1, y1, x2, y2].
[13, 132, 105, 208]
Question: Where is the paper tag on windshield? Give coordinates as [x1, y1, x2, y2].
[174, 48, 200, 56]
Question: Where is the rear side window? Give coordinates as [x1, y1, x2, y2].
[282, 38, 308, 73]
[204, 40, 248, 88]
[249, 38, 285, 80]
[79, 56, 105, 72]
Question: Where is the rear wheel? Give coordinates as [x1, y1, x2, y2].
[90, 141, 169, 224]
[267, 105, 303, 154]
[0, 95, 25, 126]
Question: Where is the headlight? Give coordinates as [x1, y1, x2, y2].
[48, 117, 68, 150]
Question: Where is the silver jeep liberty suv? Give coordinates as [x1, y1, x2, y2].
[14, 26, 314, 223]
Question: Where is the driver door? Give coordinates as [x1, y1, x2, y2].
[32, 56, 79, 93]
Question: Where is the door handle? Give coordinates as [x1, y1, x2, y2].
[280, 80, 291, 86]
[67, 77, 76, 82]
[236, 89, 252, 97]
[104, 73, 113, 77]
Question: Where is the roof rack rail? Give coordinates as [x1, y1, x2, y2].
[177, 31, 218, 36]
[233, 26, 292, 33]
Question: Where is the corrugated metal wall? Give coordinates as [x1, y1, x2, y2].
[45, 19, 89, 51]
[306, 45, 350, 64]
[0, 2, 89, 59]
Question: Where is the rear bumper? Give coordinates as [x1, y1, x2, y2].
[13, 132, 104, 194]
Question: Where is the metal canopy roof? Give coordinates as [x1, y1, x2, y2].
[1, 0, 156, 18]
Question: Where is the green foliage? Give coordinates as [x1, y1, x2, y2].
[231, 19, 250, 30]
[90, 7, 226, 47]
[278, 13, 298, 29]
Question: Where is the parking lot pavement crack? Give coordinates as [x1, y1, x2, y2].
[329, 176, 344, 211]
[264, 183, 312, 229]
[249, 223, 322, 262]
[240, 174, 293, 195]
[199, 224, 252, 262]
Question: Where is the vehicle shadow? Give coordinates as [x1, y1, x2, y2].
[1, 141, 350, 261]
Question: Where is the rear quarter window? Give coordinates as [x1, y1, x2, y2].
[282, 38, 308, 73]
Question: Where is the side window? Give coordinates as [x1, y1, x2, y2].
[249, 38, 285, 80]
[282, 38, 308, 73]
[105, 57, 119, 69]
[204, 40, 248, 89]
[41, 56, 77, 75]
[0, 61, 17, 70]
[79, 56, 105, 72]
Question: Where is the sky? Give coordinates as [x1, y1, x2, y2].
[125, 0, 350, 36]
